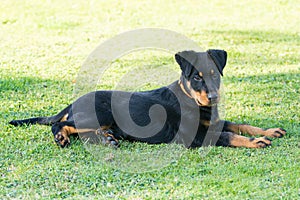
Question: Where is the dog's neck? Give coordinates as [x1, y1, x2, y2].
[175, 78, 218, 123]
[178, 76, 193, 99]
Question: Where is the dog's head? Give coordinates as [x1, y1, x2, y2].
[175, 49, 227, 106]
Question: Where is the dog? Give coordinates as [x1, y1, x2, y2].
[9, 49, 286, 148]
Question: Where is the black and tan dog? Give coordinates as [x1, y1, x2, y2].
[9, 49, 286, 148]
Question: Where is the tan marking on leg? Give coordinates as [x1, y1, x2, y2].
[60, 114, 69, 122]
[229, 134, 271, 148]
[263, 128, 286, 138]
[99, 125, 111, 131]
[225, 123, 263, 135]
[62, 126, 96, 135]
[226, 123, 286, 138]
[55, 126, 96, 147]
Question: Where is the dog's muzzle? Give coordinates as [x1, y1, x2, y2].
[208, 93, 219, 105]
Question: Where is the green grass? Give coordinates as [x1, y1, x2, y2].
[1, 0, 299, 199]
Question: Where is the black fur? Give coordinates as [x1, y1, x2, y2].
[9, 105, 71, 126]
[9, 49, 240, 148]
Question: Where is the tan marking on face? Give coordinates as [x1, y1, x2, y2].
[190, 90, 210, 106]
[186, 79, 210, 106]
[199, 72, 203, 77]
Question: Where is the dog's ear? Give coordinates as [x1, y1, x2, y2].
[175, 51, 194, 78]
[207, 49, 227, 76]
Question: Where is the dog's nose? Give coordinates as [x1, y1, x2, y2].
[208, 93, 218, 101]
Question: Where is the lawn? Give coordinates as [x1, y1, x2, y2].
[0, 0, 299, 199]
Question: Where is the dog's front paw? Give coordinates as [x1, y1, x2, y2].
[96, 129, 119, 148]
[54, 132, 70, 148]
[250, 137, 272, 148]
[264, 128, 286, 138]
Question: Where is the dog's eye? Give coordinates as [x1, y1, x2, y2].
[193, 75, 202, 81]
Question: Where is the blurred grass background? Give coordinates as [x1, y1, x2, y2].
[0, 0, 299, 199]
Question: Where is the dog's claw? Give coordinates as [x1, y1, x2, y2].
[279, 128, 287, 132]
[107, 136, 113, 141]
[264, 128, 287, 138]
[110, 141, 118, 146]
[54, 132, 70, 148]
[96, 128, 119, 148]
[250, 136, 272, 148]
[274, 131, 283, 138]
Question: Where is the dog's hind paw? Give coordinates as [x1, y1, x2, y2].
[54, 132, 70, 148]
[96, 128, 119, 148]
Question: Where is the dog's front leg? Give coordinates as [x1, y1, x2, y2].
[216, 132, 272, 148]
[222, 121, 286, 138]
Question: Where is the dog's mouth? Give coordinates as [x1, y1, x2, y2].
[195, 99, 204, 106]
[179, 81, 219, 107]
[191, 90, 219, 107]
[195, 96, 219, 107]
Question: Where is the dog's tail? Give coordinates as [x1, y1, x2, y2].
[9, 105, 71, 126]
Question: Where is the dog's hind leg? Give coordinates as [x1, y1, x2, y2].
[51, 121, 95, 148]
[51, 121, 119, 148]
[94, 126, 119, 148]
